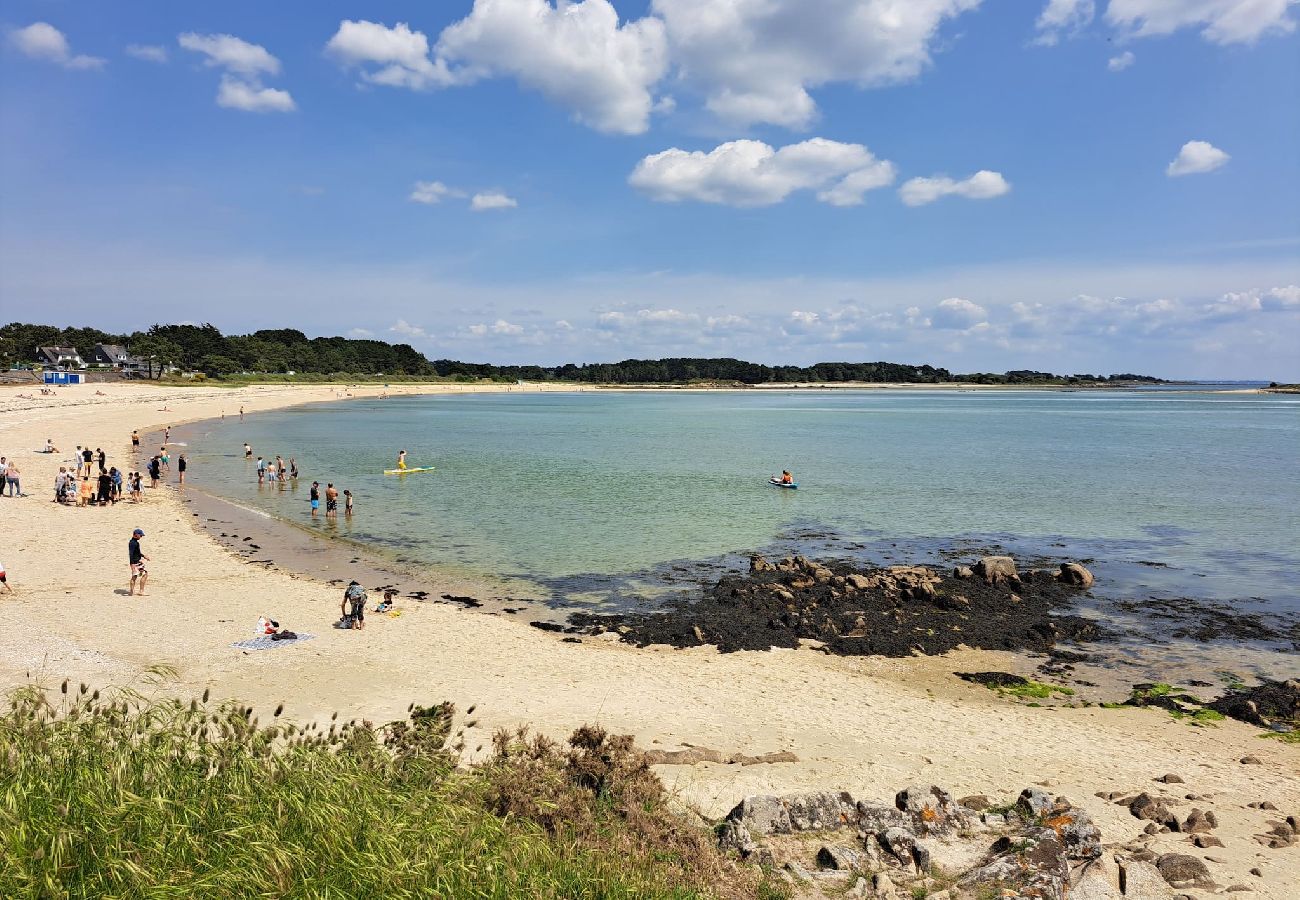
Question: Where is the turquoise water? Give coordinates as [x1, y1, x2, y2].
[179, 389, 1300, 615]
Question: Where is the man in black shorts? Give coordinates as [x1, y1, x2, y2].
[128, 528, 150, 595]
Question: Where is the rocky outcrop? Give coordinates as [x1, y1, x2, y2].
[1056, 562, 1095, 587]
[973, 555, 1019, 585]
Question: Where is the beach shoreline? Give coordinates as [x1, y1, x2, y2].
[2, 381, 1297, 897]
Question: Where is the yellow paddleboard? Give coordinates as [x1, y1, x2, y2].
[383, 466, 436, 475]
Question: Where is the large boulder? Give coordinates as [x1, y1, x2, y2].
[973, 555, 1019, 586]
[895, 785, 969, 834]
[1119, 860, 1175, 900]
[1155, 853, 1215, 889]
[1056, 562, 1095, 587]
[1071, 857, 1122, 900]
[1128, 792, 1179, 829]
[959, 827, 1069, 900]
[879, 826, 932, 872]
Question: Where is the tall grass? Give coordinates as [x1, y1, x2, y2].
[1, 675, 772, 899]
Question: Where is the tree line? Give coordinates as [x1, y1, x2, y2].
[0, 322, 1162, 385]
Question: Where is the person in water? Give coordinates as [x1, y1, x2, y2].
[780, 470, 794, 484]
[396, 449, 407, 470]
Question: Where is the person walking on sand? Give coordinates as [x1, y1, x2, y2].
[128, 528, 149, 596]
[310, 481, 320, 517]
[4, 460, 20, 497]
[177, 454, 187, 484]
[131, 430, 140, 450]
[325, 483, 338, 518]
[0, 559, 12, 593]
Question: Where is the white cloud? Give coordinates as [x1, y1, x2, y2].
[629, 138, 896, 207]
[1166, 140, 1230, 177]
[347, 327, 375, 338]
[389, 319, 429, 339]
[1106, 0, 1297, 44]
[1108, 50, 1136, 71]
[467, 319, 525, 336]
[931, 297, 988, 329]
[216, 76, 295, 112]
[10, 22, 105, 70]
[652, 0, 982, 129]
[125, 44, 168, 64]
[410, 181, 454, 204]
[1034, 0, 1096, 45]
[178, 32, 279, 76]
[324, 20, 455, 90]
[899, 170, 1010, 206]
[179, 33, 293, 114]
[470, 191, 518, 211]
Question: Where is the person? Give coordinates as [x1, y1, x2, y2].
[396, 449, 408, 471]
[275, 455, 285, 478]
[244, 442, 252, 458]
[128, 528, 149, 595]
[132, 430, 140, 449]
[97, 447, 107, 472]
[240, 405, 245, 420]
[111, 466, 123, 501]
[5, 459, 20, 497]
[54, 467, 68, 503]
[164, 426, 170, 444]
[309, 481, 320, 517]
[177, 454, 187, 484]
[160, 447, 170, 473]
[43, 438, 58, 453]
[78, 476, 94, 507]
[81, 447, 94, 477]
[780, 470, 794, 485]
[131, 471, 143, 502]
[341, 581, 366, 630]
[97, 468, 113, 506]
[149, 456, 161, 488]
[288, 458, 298, 480]
[256, 456, 265, 484]
[0, 558, 11, 593]
[343, 489, 353, 516]
[0, 457, 6, 495]
[325, 483, 338, 518]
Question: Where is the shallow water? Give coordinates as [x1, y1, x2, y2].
[175, 389, 1299, 627]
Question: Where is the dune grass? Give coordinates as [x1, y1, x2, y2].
[0, 673, 774, 899]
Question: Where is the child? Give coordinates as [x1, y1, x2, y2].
[0, 559, 11, 593]
[344, 489, 353, 516]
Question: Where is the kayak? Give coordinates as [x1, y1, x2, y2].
[383, 466, 436, 475]
[769, 478, 798, 489]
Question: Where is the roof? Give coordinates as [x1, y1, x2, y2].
[97, 343, 130, 358]
[39, 346, 82, 357]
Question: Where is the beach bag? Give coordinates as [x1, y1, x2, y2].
[271, 630, 297, 641]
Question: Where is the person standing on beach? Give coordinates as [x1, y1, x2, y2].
[0, 559, 12, 593]
[310, 481, 320, 517]
[177, 454, 187, 484]
[128, 528, 149, 596]
[240, 405, 245, 420]
[325, 483, 338, 518]
[132, 430, 140, 450]
[149, 455, 161, 488]
[5, 460, 20, 497]
[82, 447, 94, 477]
[97, 448, 106, 472]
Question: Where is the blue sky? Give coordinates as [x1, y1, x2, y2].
[1, 1, 1298, 378]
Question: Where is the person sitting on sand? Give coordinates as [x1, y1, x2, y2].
[43, 438, 58, 453]
[341, 581, 367, 630]
[780, 470, 794, 484]
[396, 449, 408, 471]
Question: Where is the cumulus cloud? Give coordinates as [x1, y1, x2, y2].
[1106, 0, 1297, 44]
[1034, 0, 1096, 45]
[10, 22, 105, 70]
[217, 76, 295, 112]
[1108, 50, 1136, 71]
[931, 297, 989, 329]
[467, 319, 525, 336]
[1166, 140, 1230, 177]
[898, 170, 1010, 206]
[653, 0, 982, 129]
[629, 138, 896, 207]
[179, 32, 294, 113]
[326, 4, 670, 135]
[324, 20, 455, 90]
[347, 327, 375, 338]
[410, 181, 455, 204]
[125, 43, 168, 63]
[470, 191, 518, 211]
[178, 32, 279, 76]
[389, 319, 429, 339]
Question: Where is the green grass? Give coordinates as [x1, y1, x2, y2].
[991, 680, 1075, 700]
[0, 674, 768, 899]
[1260, 729, 1300, 744]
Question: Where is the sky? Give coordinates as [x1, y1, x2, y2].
[1, 1, 1298, 379]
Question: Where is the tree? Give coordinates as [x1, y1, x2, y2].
[128, 335, 184, 379]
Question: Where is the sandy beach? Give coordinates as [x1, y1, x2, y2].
[1, 381, 1296, 897]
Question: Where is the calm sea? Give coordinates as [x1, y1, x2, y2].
[178, 388, 1300, 625]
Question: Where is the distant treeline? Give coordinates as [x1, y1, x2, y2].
[0, 322, 1163, 385]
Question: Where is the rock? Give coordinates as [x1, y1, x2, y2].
[1157, 774, 1185, 784]
[1249, 867, 1262, 877]
[1247, 801, 1278, 810]
[717, 820, 757, 857]
[1144, 823, 1161, 835]
[879, 826, 931, 872]
[1017, 786, 1056, 818]
[1191, 834, 1224, 849]
[1056, 562, 1095, 587]
[816, 844, 868, 872]
[983, 812, 1006, 826]
[1240, 756, 1263, 765]
[873, 872, 898, 898]
[1226, 885, 1252, 892]
[960, 827, 1068, 900]
[974, 555, 1019, 585]
[1071, 856, 1122, 900]
[786, 791, 858, 831]
[1119, 860, 1176, 900]
[783, 861, 813, 882]
[1155, 853, 1215, 889]
[1208, 679, 1300, 729]
[1129, 793, 1179, 829]
[896, 785, 969, 833]
[953, 565, 974, 579]
[749, 554, 775, 573]
[1181, 808, 1217, 833]
[1041, 805, 1102, 860]
[846, 875, 869, 899]
[959, 794, 991, 811]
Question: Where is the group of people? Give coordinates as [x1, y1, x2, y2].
[245, 443, 353, 518]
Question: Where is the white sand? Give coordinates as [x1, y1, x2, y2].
[1, 381, 1295, 896]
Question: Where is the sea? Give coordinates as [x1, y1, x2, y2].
[177, 386, 1299, 679]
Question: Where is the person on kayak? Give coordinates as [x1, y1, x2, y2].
[396, 449, 407, 471]
[780, 470, 794, 484]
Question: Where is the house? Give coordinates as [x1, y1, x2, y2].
[36, 347, 85, 370]
[91, 343, 148, 376]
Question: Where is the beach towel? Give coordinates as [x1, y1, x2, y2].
[232, 633, 315, 652]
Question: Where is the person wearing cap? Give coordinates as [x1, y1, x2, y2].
[128, 528, 150, 596]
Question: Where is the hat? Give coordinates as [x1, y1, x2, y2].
[133, 528, 144, 536]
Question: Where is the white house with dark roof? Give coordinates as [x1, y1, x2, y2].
[37, 347, 85, 369]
